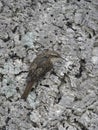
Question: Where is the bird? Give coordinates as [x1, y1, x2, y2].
[21, 50, 61, 100]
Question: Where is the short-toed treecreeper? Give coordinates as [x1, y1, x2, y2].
[21, 50, 61, 100]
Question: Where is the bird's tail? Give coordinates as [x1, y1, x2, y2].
[21, 81, 34, 100]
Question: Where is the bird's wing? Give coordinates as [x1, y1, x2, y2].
[26, 62, 37, 82]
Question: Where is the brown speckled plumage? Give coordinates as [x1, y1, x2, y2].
[21, 50, 61, 100]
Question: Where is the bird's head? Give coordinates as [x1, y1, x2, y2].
[44, 50, 60, 58]
[44, 50, 61, 63]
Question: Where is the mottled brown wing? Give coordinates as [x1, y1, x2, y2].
[27, 56, 53, 82]
[35, 58, 53, 79]
[26, 62, 37, 82]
